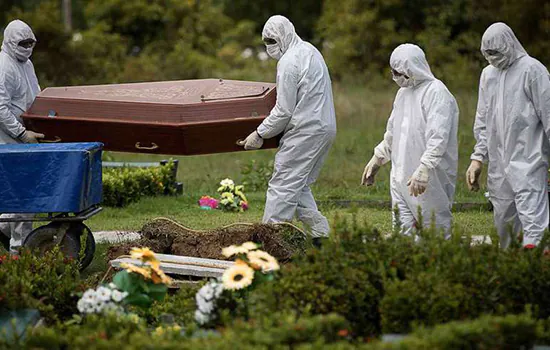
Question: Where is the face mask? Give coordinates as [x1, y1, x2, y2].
[266, 43, 283, 60]
[485, 52, 510, 69]
[392, 74, 414, 88]
[15, 46, 33, 62]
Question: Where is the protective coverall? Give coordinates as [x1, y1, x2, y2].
[252, 15, 337, 237]
[366, 44, 459, 236]
[0, 20, 42, 253]
[468, 23, 550, 248]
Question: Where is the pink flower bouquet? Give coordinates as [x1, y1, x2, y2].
[198, 196, 219, 210]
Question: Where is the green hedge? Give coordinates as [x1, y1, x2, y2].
[0, 249, 86, 324]
[102, 163, 177, 207]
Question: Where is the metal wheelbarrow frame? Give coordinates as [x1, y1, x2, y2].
[0, 205, 102, 270]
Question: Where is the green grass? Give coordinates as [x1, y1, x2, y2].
[85, 194, 495, 238]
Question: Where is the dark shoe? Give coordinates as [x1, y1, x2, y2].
[312, 237, 328, 249]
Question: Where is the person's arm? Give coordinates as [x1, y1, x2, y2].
[527, 64, 550, 141]
[373, 98, 398, 165]
[420, 88, 458, 170]
[256, 59, 299, 139]
[471, 71, 489, 163]
[0, 71, 25, 138]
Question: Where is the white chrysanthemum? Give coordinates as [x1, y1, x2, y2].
[211, 282, 224, 298]
[92, 300, 105, 313]
[195, 310, 210, 325]
[220, 178, 234, 187]
[81, 289, 97, 303]
[85, 303, 96, 314]
[198, 284, 216, 300]
[77, 298, 87, 313]
[108, 283, 117, 289]
[196, 296, 214, 314]
[96, 286, 112, 302]
[111, 289, 126, 303]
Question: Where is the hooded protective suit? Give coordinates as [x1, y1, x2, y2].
[372, 44, 459, 236]
[0, 20, 40, 253]
[469, 23, 550, 248]
[257, 16, 337, 237]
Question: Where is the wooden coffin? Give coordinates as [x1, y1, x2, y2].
[22, 79, 278, 155]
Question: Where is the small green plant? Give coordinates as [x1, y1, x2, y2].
[240, 159, 273, 192]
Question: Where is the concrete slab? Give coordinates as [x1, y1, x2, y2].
[110, 255, 233, 279]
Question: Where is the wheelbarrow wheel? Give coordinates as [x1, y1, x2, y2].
[23, 222, 95, 270]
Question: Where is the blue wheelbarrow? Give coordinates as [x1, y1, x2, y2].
[0, 142, 103, 270]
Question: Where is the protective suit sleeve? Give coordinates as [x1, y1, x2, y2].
[373, 108, 395, 165]
[526, 65, 550, 140]
[420, 87, 456, 170]
[257, 59, 298, 139]
[0, 71, 25, 138]
[471, 71, 489, 162]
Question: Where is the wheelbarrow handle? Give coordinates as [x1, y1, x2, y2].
[135, 142, 159, 150]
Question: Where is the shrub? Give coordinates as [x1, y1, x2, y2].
[240, 159, 273, 192]
[0, 249, 86, 323]
[12, 311, 348, 349]
[365, 313, 538, 350]
[249, 226, 384, 337]
[102, 162, 176, 207]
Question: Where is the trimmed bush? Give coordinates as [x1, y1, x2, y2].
[102, 163, 176, 207]
[0, 249, 86, 323]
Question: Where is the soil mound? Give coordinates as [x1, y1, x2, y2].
[107, 218, 306, 262]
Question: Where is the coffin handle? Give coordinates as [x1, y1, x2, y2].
[40, 136, 62, 143]
[135, 142, 159, 151]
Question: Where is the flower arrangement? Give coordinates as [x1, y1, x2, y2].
[198, 178, 249, 212]
[77, 283, 128, 315]
[217, 178, 249, 212]
[77, 247, 172, 314]
[194, 242, 279, 326]
[198, 195, 219, 210]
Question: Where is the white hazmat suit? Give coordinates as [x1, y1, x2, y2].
[363, 44, 459, 236]
[0, 20, 42, 253]
[467, 23, 550, 248]
[241, 15, 337, 238]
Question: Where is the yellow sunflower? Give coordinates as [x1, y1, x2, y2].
[151, 265, 172, 285]
[120, 262, 152, 279]
[130, 247, 159, 265]
[222, 245, 250, 258]
[240, 242, 258, 251]
[222, 263, 254, 290]
[246, 250, 280, 272]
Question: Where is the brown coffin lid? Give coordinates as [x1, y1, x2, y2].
[25, 79, 276, 123]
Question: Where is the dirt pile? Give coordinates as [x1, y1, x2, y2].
[107, 218, 307, 262]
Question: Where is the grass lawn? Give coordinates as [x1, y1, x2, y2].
[86, 193, 495, 237]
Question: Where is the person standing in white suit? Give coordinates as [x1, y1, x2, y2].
[362, 44, 459, 237]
